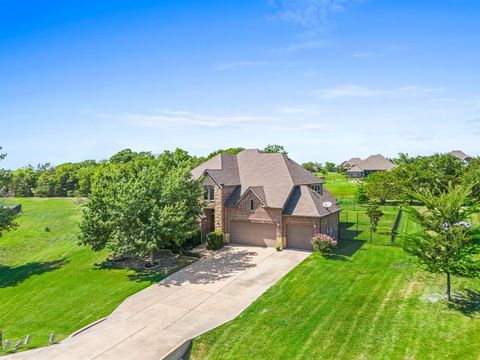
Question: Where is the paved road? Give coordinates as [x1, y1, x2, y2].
[7, 246, 309, 360]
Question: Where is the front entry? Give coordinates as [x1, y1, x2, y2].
[230, 221, 276, 247]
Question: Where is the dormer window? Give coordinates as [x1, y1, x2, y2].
[311, 184, 322, 193]
[204, 186, 215, 201]
[250, 199, 255, 210]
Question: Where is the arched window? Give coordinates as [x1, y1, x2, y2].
[250, 199, 254, 210]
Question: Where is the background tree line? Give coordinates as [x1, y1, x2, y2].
[0, 145, 291, 198]
[351, 153, 480, 205]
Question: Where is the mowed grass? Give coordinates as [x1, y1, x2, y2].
[321, 172, 418, 245]
[192, 242, 480, 360]
[0, 198, 195, 353]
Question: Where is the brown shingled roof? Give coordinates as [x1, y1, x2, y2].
[192, 149, 337, 218]
[344, 157, 362, 167]
[450, 150, 472, 161]
[352, 154, 395, 171]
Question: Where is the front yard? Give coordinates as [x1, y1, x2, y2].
[192, 242, 480, 359]
[0, 198, 196, 353]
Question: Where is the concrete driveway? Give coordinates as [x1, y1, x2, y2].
[7, 246, 309, 360]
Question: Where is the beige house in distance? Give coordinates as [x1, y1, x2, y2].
[346, 154, 396, 178]
[191, 149, 341, 250]
[450, 150, 473, 164]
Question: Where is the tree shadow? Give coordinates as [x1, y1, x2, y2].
[0, 259, 68, 288]
[340, 221, 363, 241]
[95, 252, 197, 283]
[449, 289, 480, 317]
[327, 240, 366, 261]
[160, 246, 258, 287]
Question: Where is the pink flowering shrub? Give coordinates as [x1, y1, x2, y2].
[311, 233, 337, 257]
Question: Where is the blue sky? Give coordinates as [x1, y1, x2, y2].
[1, 0, 479, 169]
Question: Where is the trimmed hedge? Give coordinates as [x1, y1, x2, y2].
[206, 231, 224, 250]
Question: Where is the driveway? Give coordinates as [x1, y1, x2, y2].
[7, 246, 309, 360]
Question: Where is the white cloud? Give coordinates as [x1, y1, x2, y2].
[269, 40, 329, 53]
[267, 0, 349, 28]
[314, 84, 444, 99]
[101, 109, 274, 129]
[278, 104, 320, 115]
[100, 108, 331, 133]
[353, 51, 386, 58]
[214, 60, 264, 71]
[300, 123, 329, 130]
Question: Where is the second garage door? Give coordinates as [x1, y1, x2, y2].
[230, 221, 276, 247]
[287, 224, 314, 250]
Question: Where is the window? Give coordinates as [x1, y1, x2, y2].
[311, 184, 322, 193]
[250, 199, 255, 210]
[204, 186, 215, 201]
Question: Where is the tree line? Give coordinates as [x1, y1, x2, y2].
[0, 145, 290, 198]
[355, 153, 480, 205]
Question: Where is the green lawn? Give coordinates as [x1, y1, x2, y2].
[0, 198, 195, 354]
[192, 172, 480, 359]
[319, 171, 360, 200]
[192, 242, 480, 360]
[320, 172, 418, 246]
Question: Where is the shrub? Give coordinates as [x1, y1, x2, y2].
[275, 242, 282, 251]
[311, 233, 337, 257]
[206, 231, 224, 250]
[184, 229, 202, 249]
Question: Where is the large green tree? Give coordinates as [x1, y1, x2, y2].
[79, 150, 203, 265]
[402, 183, 480, 301]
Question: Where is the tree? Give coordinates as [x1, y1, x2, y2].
[262, 144, 287, 154]
[364, 171, 399, 204]
[10, 166, 38, 197]
[402, 183, 480, 301]
[354, 186, 369, 204]
[205, 147, 244, 160]
[109, 148, 154, 164]
[324, 162, 335, 172]
[79, 151, 203, 265]
[0, 147, 18, 236]
[302, 162, 323, 173]
[366, 204, 383, 233]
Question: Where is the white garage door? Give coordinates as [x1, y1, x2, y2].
[287, 224, 314, 250]
[230, 221, 276, 247]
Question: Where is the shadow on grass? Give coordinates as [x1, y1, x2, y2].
[95, 253, 197, 284]
[339, 221, 363, 241]
[327, 240, 366, 261]
[0, 259, 68, 288]
[449, 289, 480, 317]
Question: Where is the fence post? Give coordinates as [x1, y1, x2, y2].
[356, 212, 359, 239]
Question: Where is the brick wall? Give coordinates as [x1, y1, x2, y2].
[225, 190, 283, 243]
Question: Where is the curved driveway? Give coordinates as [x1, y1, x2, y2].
[7, 246, 309, 360]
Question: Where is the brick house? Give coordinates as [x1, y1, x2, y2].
[191, 149, 341, 250]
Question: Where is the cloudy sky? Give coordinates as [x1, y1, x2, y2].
[1, 0, 479, 168]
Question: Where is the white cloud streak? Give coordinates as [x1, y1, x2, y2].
[314, 84, 444, 99]
[268, 40, 329, 53]
[100, 108, 331, 132]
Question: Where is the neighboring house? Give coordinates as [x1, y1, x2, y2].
[341, 157, 362, 170]
[450, 150, 473, 165]
[346, 154, 396, 178]
[191, 149, 341, 250]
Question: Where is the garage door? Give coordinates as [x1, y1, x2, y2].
[230, 221, 276, 247]
[287, 224, 314, 250]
